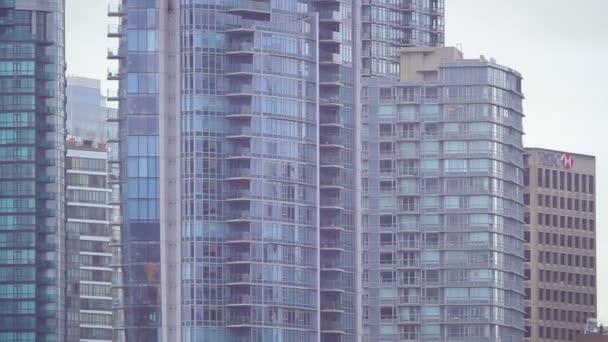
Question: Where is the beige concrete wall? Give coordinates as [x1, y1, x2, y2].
[399, 47, 463, 81]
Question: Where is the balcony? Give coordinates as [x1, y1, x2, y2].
[226, 252, 254, 263]
[226, 209, 251, 221]
[226, 294, 254, 305]
[226, 126, 253, 139]
[107, 47, 124, 59]
[320, 52, 341, 65]
[321, 196, 346, 210]
[226, 168, 252, 179]
[320, 73, 345, 85]
[225, 63, 254, 75]
[320, 301, 345, 313]
[225, 231, 252, 243]
[320, 154, 347, 168]
[107, 108, 120, 122]
[320, 320, 344, 333]
[226, 148, 252, 159]
[226, 84, 254, 97]
[227, 105, 254, 118]
[321, 260, 344, 272]
[319, 30, 340, 44]
[107, 68, 125, 80]
[320, 176, 343, 189]
[320, 112, 346, 127]
[106, 89, 124, 102]
[320, 239, 347, 251]
[320, 219, 348, 231]
[107, 3, 125, 16]
[320, 95, 342, 107]
[107, 24, 125, 38]
[227, 273, 256, 284]
[225, 189, 252, 201]
[226, 42, 255, 54]
[319, 10, 340, 23]
[320, 134, 348, 148]
[227, 0, 271, 18]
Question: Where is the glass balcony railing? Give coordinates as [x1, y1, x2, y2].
[319, 10, 340, 22]
[229, 0, 271, 13]
[107, 3, 125, 16]
[107, 24, 124, 37]
[226, 42, 255, 53]
[225, 63, 254, 74]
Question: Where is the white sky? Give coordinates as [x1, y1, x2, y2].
[66, 0, 608, 322]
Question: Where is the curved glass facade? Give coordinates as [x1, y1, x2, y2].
[0, 0, 65, 341]
[362, 60, 525, 341]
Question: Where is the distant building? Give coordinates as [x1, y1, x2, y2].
[523, 148, 597, 341]
[66, 76, 114, 143]
[65, 141, 113, 341]
[361, 47, 526, 341]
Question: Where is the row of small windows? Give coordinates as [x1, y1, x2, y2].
[536, 231, 594, 250]
[539, 288, 595, 306]
[533, 194, 595, 213]
[66, 156, 106, 172]
[79, 283, 111, 297]
[537, 251, 595, 268]
[536, 307, 593, 323]
[79, 312, 112, 325]
[537, 269, 595, 288]
[535, 213, 594, 232]
[525, 288, 595, 306]
[537, 167, 594, 194]
[524, 325, 583, 340]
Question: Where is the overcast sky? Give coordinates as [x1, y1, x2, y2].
[66, 0, 608, 321]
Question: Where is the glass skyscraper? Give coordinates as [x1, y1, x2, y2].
[361, 47, 526, 341]
[0, 0, 65, 341]
[105, 1, 458, 341]
[66, 76, 114, 144]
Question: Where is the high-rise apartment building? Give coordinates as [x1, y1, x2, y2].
[523, 148, 597, 341]
[66, 76, 115, 144]
[65, 142, 113, 342]
[361, 0, 444, 77]
[0, 1, 65, 341]
[361, 47, 526, 341]
[106, 0, 444, 340]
